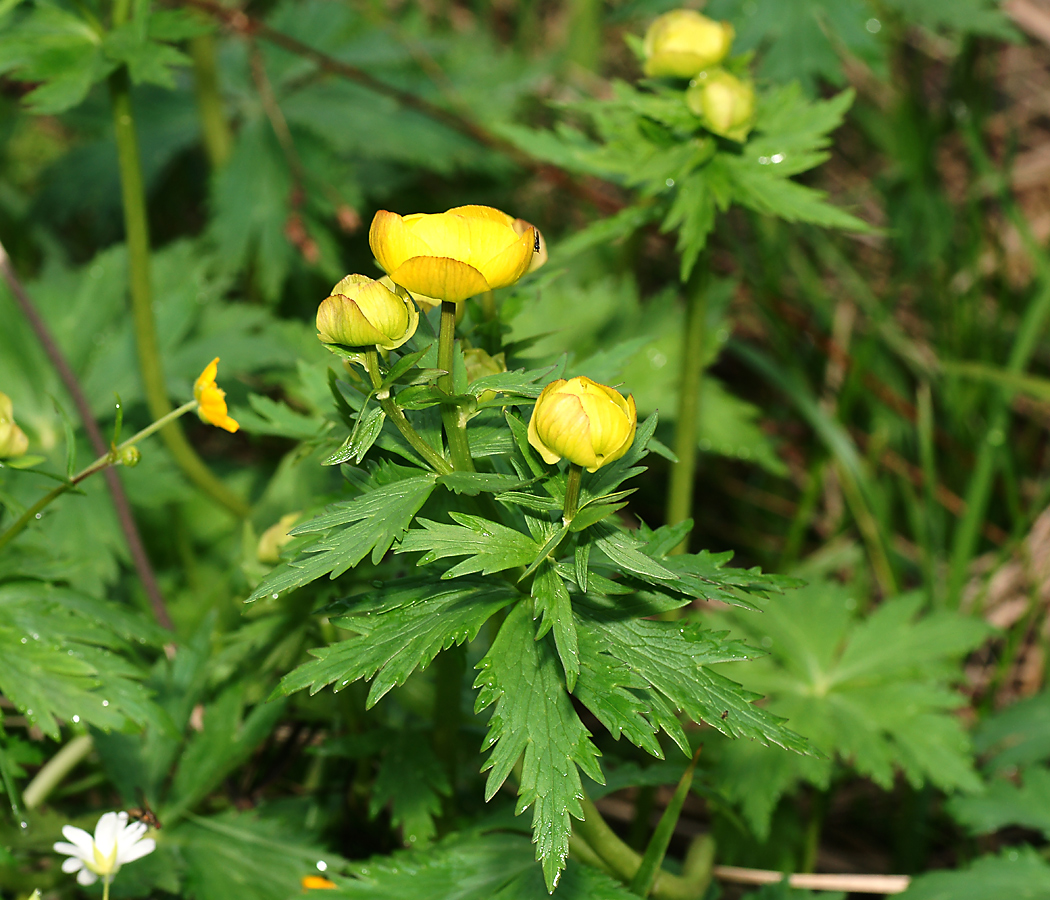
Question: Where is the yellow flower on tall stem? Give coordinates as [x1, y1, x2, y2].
[369, 205, 542, 304]
[193, 358, 239, 433]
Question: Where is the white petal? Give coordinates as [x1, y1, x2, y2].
[62, 856, 85, 874]
[54, 841, 90, 862]
[119, 837, 155, 864]
[77, 867, 99, 886]
[118, 819, 147, 848]
[61, 825, 94, 857]
[94, 811, 121, 856]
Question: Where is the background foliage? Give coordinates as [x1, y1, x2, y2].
[4, 0, 1050, 897]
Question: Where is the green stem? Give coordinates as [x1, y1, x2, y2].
[103, 875, 111, 900]
[190, 32, 233, 169]
[22, 735, 93, 811]
[574, 796, 710, 900]
[563, 464, 583, 524]
[432, 643, 465, 810]
[363, 350, 453, 474]
[437, 300, 475, 472]
[109, 70, 249, 519]
[0, 402, 197, 552]
[665, 277, 707, 555]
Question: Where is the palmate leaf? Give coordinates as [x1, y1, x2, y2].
[247, 474, 436, 602]
[709, 582, 987, 838]
[972, 688, 1050, 771]
[474, 602, 604, 892]
[948, 765, 1050, 839]
[332, 830, 637, 899]
[0, 583, 160, 738]
[900, 848, 1050, 900]
[277, 579, 519, 707]
[398, 513, 540, 578]
[178, 809, 342, 900]
[531, 562, 579, 691]
[577, 595, 805, 753]
[370, 730, 450, 846]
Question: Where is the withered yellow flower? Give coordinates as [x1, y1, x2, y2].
[686, 70, 755, 142]
[528, 377, 637, 472]
[0, 391, 29, 459]
[369, 205, 542, 304]
[193, 358, 239, 433]
[642, 9, 734, 79]
[316, 274, 418, 350]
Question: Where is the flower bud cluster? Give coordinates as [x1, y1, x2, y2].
[642, 8, 755, 143]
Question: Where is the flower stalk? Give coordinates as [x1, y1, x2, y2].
[665, 275, 707, 555]
[563, 463, 583, 523]
[108, 68, 248, 518]
[437, 300, 475, 472]
[0, 401, 197, 553]
[362, 349, 452, 475]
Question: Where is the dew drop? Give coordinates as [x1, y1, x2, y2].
[770, 153, 784, 164]
[865, 17, 881, 33]
[101, 700, 109, 707]
[665, 178, 675, 188]
[272, 593, 279, 600]
[316, 860, 328, 872]
[758, 156, 770, 165]
[20, 637, 26, 644]
[34, 513, 41, 520]
[72, 715, 80, 724]
[19, 820, 28, 831]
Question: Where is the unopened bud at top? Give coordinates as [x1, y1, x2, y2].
[686, 70, 755, 142]
[643, 9, 734, 79]
[528, 377, 637, 472]
[316, 274, 418, 351]
[0, 392, 29, 459]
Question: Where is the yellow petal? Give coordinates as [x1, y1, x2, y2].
[404, 212, 474, 263]
[369, 210, 434, 275]
[445, 205, 516, 227]
[537, 392, 600, 470]
[473, 225, 534, 289]
[388, 256, 491, 304]
[194, 357, 219, 403]
[316, 295, 390, 347]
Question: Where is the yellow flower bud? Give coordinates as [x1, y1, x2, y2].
[0, 392, 29, 459]
[257, 512, 301, 564]
[528, 377, 637, 472]
[642, 9, 734, 79]
[316, 274, 419, 351]
[369, 205, 540, 304]
[686, 70, 755, 142]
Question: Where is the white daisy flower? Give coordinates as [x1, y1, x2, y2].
[53, 810, 156, 893]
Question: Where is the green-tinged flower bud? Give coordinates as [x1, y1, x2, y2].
[463, 347, 507, 403]
[0, 392, 29, 460]
[528, 376, 637, 472]
[643, 9, 734, 79]
[316, 274, 419, 351]
[258, 512, 301, 565]
[119, 446, 141, 468]
[686, 69, 755, 142]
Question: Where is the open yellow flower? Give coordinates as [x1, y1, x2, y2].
[369, 205, 542, 304]
[528, 377, 637, 472]
[642, 9, 734, 78]
[0, 391, 29, 459]
[316, 274, 418, 350]
[193, 358, 239, 433]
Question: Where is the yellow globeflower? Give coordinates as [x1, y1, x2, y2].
[528, 377, 637, 472]
[0, 391, 29, 459]
[193, 358, 240, 433]
[686, 70, 755, 142]
[369, 205, 542, 304]
[643, 9, 734, 79]
[316, 274, 418, 350]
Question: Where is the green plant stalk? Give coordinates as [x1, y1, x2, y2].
[363, 350, 453, 474]
[109, 70, 248, 518]
[437, 300, 475, 472]
[801, 787, 828, 874]
[22, 735, 93, 811]
[629, 749, 701, 897]
[432, 643, 465, 806]
[0, 402, 197, 552]
[190, 32, 233, 169]
[916, 382, 941, 607]
[666, 278, 707, 555]
[563, 464, 583, 523]
[574, 795, 712, 900]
